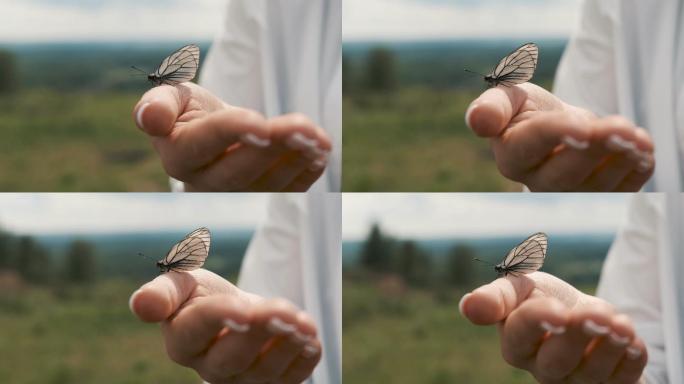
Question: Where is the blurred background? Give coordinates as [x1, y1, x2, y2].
[342, 193, 631, 383]
[0, 0, 223, 191]
[0, 193, 267, 383]
[342, 0, 583, 191]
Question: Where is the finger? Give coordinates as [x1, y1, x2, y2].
[577, 153, 649, 192]
[607, 338, 648, 384]
[570, 313, 635, 382]
[202, 298, 303, 378]
[237, 311, 318, 382]
[615, 167, 655, 192]
[283, 165, 326, 192]
[162, 294, 251, 366]
[491, 110, 593, 181]
[499, 297, 570, 370]
[133, 84, 187, 137]
[279, 339, 323, 384]
[534, 300, 616, 381]
[156, 107, 270, 180]
[129, 271, 200, 322]
[460, 272, 580, 325]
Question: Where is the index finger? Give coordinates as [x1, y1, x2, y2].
[460, 272, 582, 325]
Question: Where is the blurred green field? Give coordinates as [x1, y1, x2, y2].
[343, 278, 534, 384]
[342, 88, 520, 192]
[0, 90, 168, 191]
[0, 279, 199, 384]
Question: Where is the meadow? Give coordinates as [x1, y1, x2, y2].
[0, 42, 210, 191]
[0, 280, 200, 384]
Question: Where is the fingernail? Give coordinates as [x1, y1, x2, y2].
[464, 103, 479, 129]
[458, 293, 470, 317]
[224, 319, 250, 333]
[301, 344, 319, 358]
[606, 134, 637, 152]
[267, 317, 297, 335]
[626, 346, 642, 359]
[636, 158, 653, 173]
[562, 135, 590, 150]
[135, 102, 150, 130]
[286, 132, 318, 151]
[582, 319, 610, 336]
[540, 321, 566, 335]
[608, 333, 631, 347]
[291, 331, 313, 344]
[128, 289, 141, 313]
[308, 155, 328, 172]
[303, 146, 326, 160]
[240, 133, 270, 148]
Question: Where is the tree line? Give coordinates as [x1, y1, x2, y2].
[357, 223, 476, 289]
[0, 230, 97, 285]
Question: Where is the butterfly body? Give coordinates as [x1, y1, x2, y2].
[156, 227, 211, 273]
[494, 232, 548, 277]
[467, 43, 539, 88]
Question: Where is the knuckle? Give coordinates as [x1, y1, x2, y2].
[286, 113, 315, 128]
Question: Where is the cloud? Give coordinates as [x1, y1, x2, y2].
[343, 0, 582, 41]
[342, 194, 631, 240]
[0, 194, 270, 235]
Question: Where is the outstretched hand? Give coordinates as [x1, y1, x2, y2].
[460, 272, 647, 383]
[129, 269, 322, 384]
[466, 83, 655, 191]
[133, 83, 331, 192]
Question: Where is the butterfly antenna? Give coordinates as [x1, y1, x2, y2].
[138, 252, 154, 261]
[130, 66, 148, 75]
[464, 69, 486, 77]
[473, 257, 495, 267]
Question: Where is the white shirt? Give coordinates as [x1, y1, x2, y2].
[596, 194, 683, 384]
[198, 1, 342, 383]
[554, 0, 684, 193]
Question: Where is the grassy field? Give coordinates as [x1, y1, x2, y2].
[343, 277, 534, 384]
[342, 88, 521, 192]
[0, 279, 199, 384]
[0, 90, 168, 191]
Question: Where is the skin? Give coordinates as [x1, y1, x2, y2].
[129, 269, 322, 384]
[132, 83, 332, 192]
[466, 83, 656, 191]
[460, 272, 648, 384]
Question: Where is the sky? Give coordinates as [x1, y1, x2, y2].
[0, 194, 269, 235]
[0, 0, 582, 43]
[0, 0, 223, 42]
[343, 0, 583, 41]
[342, 194, 631, 241]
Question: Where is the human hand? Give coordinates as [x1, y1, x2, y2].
[129, 269, 322, 384]
[133, 83, 331, 192]
[466, 84, 655, 191]
[460, 272, 647, 383]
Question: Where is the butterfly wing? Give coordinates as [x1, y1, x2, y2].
[160, 227, 211, 272]
[154, 44, 200, 85]
[489, 43, 538, 86]
[500, 232, 547, 274]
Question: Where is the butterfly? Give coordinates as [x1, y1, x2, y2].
[131, 44, 200, 86]
[475, 232, 548, 277]
[465, 43, 538, 87]
[156, 227, 211, 273]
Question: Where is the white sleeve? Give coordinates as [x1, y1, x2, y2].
[596, 194, 667, 384]
[237, 194, 305, 306]
[553, 0, 619, 117]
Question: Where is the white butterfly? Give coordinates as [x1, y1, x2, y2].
[495, 232, 548, 277]
[466, 43, 539, 87]
[132, 44, 200, 86]
[157, 227, 210, 273]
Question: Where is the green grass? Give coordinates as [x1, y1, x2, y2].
[343, 277, 534, 384]
[0, 279, 199, 384]
[0, 90, 168, 191]
[342, 88, 520, 192]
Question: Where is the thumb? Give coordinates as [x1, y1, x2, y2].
[129, 271, 198, 322]
[133, 84, 184, 137]
[459, 272, 581, 325]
